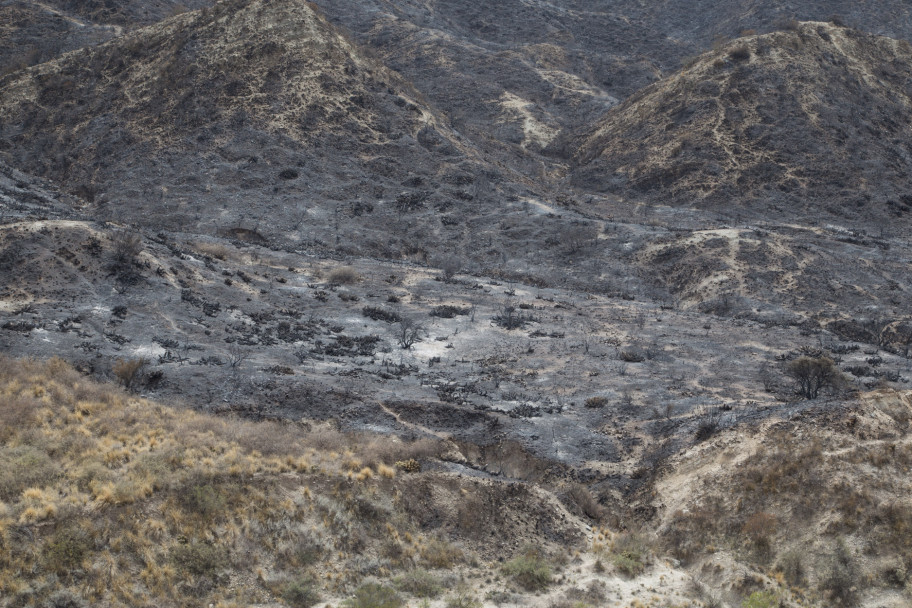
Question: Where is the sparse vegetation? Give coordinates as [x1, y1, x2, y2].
[394, 568, 444, 598]
[282, 577, 322, 607]
[610, 533, 650, 577]
[5, 4, 912, 607]
[501, 547, 552, 591]
[742, 590, 778, 608]
[344, 582, 404, 608]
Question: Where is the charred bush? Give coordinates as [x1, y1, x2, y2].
[362, 306, 401, 323]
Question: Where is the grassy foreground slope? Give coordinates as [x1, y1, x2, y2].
[0, 357, 599, 608]
[5, 355, 912, 608]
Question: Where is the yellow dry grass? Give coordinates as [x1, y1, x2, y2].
[0, 356, 433, 607]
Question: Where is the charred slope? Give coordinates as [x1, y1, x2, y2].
[568, 23, 912, 226]
[0, 0, 214, 77]
[312, 0, 681, 171]
[0, 0, 494, 252]
[311, 1, 912, 180]
[611, 0, 912, 48]
[0, 1, 119, 76]
[40, 0, 213, 27]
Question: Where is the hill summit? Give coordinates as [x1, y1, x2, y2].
[568, 22, 912, 225]
[0, 0, 467, 240]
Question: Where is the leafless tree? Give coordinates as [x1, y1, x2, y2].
[397, 318, 424, 349]
[109, 230, 143, 285]
[227, 343, 251, 368]
[434, 254, 463, 283]
[562, 223, 599, 256]
[493, 301, 529, 330]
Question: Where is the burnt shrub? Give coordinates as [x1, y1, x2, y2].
[313, 335, 381, 357]
[108, 231, 143, 283]
[786, 356, 841, 399]
[430, 305, 470, 319]
[729, 45, 751, 61]
[363, 306, 401, 323]
[618, 348, 645, 363]
[584, 396, 609, 409]
[493, 303, 532, 330]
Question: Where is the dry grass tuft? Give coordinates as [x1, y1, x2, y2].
[326, 266, 361, 285]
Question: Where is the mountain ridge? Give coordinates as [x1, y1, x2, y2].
[566, 22, 912, 225]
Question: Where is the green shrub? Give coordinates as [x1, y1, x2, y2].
[283, 577, 321, 608]
[277, 531, 325, 569]
[742, 590, 778, 608]
[342, 582, 403, 608]
[0, 446, 61, 500]
[170, 541, 228, 577]
[42, 589, 86, 608]
[501, 548, 552, 591]
[178, 481, 226, 520]
[394, 568, 443, 598]
[819, 540, 857, 605]
[420, 539, 463, 569]
[776, 550, 806, 586]
[446, 588, 481, 608]
[611, 533, 650, 577]
[42, 528, 90, 575]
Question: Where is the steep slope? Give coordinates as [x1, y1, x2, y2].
[569, 23, 912, 225]
[0, 1, 119, 76]
[313, 1, 912, 186]
[654, 389, 912, 607]
[601, 0, 912, 50]
[313, 0, 681, 171]
[0, 0, 504, 256]
[40, 0, 213, 26]
[0, 357, 593, 608]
